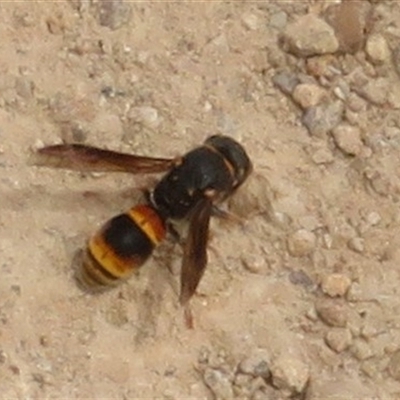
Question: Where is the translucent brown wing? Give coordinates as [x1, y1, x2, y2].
[179, 197, 212, 307]
[33, 144, 175, 174]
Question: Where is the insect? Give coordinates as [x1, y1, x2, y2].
[35, 135, 252, 325]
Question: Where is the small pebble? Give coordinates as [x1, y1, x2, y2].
[335, 80, 350, 99]
[322, 233, 333, 249]
[292, 83, 326, 109]
[281, 14, 339, 57]
[363, 168, 390, 197]
[333, 86, 346, 101]
[273, 211, 292, 226]
[251, 385, 280, 400]
[384, 343, 398, 355]
[287, 229, 316, 257]
[311, 146, 334, 164]
[198, 347, 210, 364]
[360, 319, 385, 339]
[384, 126, 400, 146]
[103, 301, 129, 327]
[346, 282, 367, 302]
[39, 335, 50, 347]
[204, 101, 212, 112]
[344, 109, 362, 127]
[269, 11, 288, 30]
[0, 350, 7, 364]
[238, 349, 270, 380]
[325, 328, 352, 353]
[315, 299, 348, 327]
[347, 237, 365, 253]
[241, 253, 269, 275]
[46, 14, 66, 35]
[233, 374, 267, 398]
[241, 13, 259, 30]
[128, 106, 160, 128]
[233, 373, 252, 389]
[32, 372, 49, 387]
[71, 38, 102, 56]
[358, 77, 390, 106]
[270, 354, 310, 395]
[288, 270, 315, 290]
[15, 77, 34, 99]
[97, 0, 132, 30]
[331, 124, 363, 156]
[388, 350, 400, 381]
[346, 92, 367, 112]
[267, 46, 287, 69]
[366, 211, 381, 226]
[306, 55, 336, 78]
[306, 307, 318, 322]
[321, 273, 351, 297]
[350, 339, 374, 361]
[365, 33, 391, 65]
[302, 101, 344, 137]
[360, 358, 387, 379]
[272, 71, 299, 95]
[298, 215, 322, 231]
[203, 368, 234, 400]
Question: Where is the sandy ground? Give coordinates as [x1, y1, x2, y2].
[2, 1, 400, 398]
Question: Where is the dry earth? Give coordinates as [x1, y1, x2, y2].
[1, 1, 400, 398]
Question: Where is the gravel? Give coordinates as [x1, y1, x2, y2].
[287, 229, 316, 257]
[280, 14, 339, 57]
[321, 273, 352, 297]
[315, 299, 349, 328]
[302, 101, 344, 137]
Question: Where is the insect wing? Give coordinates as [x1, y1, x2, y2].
[34, 144, 174, 174]
[179, 197, 212, 306]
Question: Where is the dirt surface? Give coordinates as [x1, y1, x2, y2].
[2, 1, 400, 398]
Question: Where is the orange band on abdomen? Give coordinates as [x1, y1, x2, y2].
[127, 204, 166, 245]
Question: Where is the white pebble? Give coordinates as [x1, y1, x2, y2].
[281, 14, 339, 57]
[292, 83, 326, 109]
[203, 368, 233, 399]
[325, 328, 352, 353]
[366, 211, 381, 226]
[365, 33, 391, 65]
[287, 229, 316, 257]
[321, 273, 351, 297]
[331, 124, 363, 156]
[312, 147, 334, 164]
[347, 237, 365, 253]
[128, 106, 160, 128]
[241, 13, 259, 30]
[270, 354, 310, 395]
